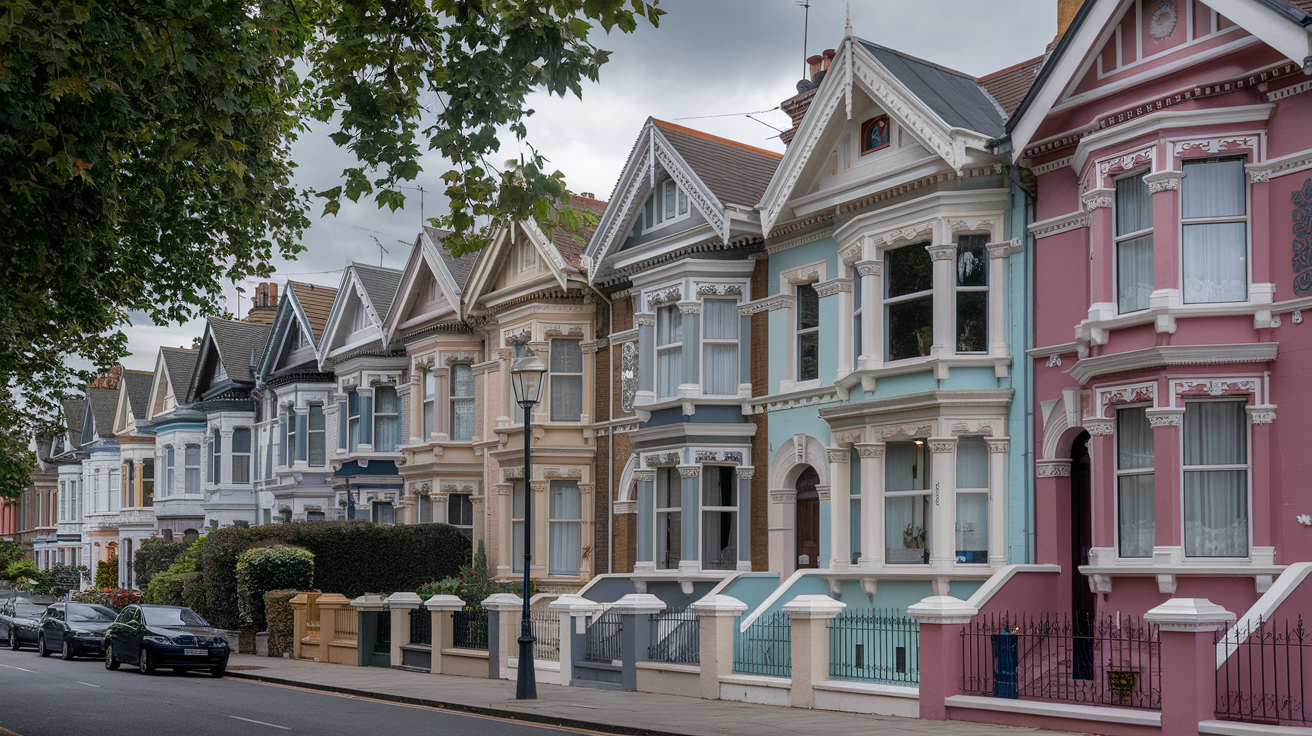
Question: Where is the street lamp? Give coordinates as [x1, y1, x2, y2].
[509, 354, 547, 700]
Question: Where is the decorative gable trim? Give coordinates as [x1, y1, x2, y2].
[383, 231, 469, 345]
[317, 266, 389, 371]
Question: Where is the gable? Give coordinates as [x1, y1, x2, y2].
[464, 219, 571, 310]
[319, 265, 401, 364]
[149, 355, 173, 418]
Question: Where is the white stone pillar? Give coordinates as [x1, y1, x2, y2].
[985, 240, 1016, 359]
[856, 259, 881, 371]
[986, 437, 1009, 566]
[856, 442, 884, 568]
[827, 448, 851, 569]
[928, 437, 957, 567]
[926, 244, 956, 361]
[495, 483, 512, 577]
[784, 595, 846, 708]
[531, 480, 550, 577]
[692, 594, 748, 699]
[424, 594, 466, 676]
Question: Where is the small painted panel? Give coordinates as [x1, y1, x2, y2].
[1292, 178, 1312, 296]
[860, 115, 891, 156]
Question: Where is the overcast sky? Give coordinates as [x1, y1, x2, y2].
[116, 0, 1058, 371]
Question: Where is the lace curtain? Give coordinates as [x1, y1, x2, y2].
[1117, 406, 1155, 558]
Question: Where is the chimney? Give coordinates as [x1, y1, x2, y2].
[1053, 0, 1083, 47]
[807, 54, 824, 80]
[254, 283, 265, 307]
[822, 49, 836, 71]
[267, 282, 278, 306]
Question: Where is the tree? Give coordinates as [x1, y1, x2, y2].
[0, 0, 662, 498]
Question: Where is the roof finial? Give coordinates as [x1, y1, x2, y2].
[844, 3, 852, 39]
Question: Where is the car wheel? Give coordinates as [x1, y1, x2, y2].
[105, 647, 119, 671]
[37, 634, 51, 657]
[210, 666, 226, 678]
[61, 639, 73, 661]
[138, 647, 155, 675]
[7, 629, 17, 651]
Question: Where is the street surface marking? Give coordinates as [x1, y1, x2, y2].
[0, 723, 24, 736]
[229, 716, 291, 731]
[0, 664, 34, 673]
[77, 682, 100, 688]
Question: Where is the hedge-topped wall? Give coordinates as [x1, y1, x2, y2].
[201, 521, 470, 630]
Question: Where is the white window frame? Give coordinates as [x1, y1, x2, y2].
[548, 480, 583, 577]
[347, 391, 361, 451]
[638, 179, 691, 234]
[286, 410, 297, 467]
[231, 428, 251, 485]
[373, 386, 399, 453]
[953, 436, 989, 564]
[699, 465, 737, 571]
[1179, 156, 1250, 305]
[795, 283, 820, 383]
[184, 445, 201, 495]
[165, 446, 175, 499]
[1181, 398, 1251, 559]
[350, 303, 371, 333]
[1114, 170, 1153, 315]
[450, 363, 476, 438]
[701, 298, 740, 396]
[655, 467, 681, 571]
[548, 340, 583, 422]
[1115, 404, 1155, 559]
[883, 243, 934, 363]
[511, 480, 526, 574]
[884, 440, 931, 565]
[308, 404, 326, 467]
[852, 268, 864, 362]
[656, 305, 683, 399]
[422, 368, 435, 439]
[210, 431, 221, 484]
[954, 235, 989, 354]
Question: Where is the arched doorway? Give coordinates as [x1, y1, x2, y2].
[795, 467, 820, 569]
[1069, 431, 1095, 680]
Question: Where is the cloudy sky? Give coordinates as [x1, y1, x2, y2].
[116, 0, 1058, 371]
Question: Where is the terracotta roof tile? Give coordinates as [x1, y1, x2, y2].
[287, 282, 338, 342]
[552, 194, 608, 269]
[979, 55, 1045, 117]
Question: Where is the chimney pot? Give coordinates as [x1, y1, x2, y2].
[822, 49, 836, 71]
[268, 283, 278, 305]
[807, 54, 824, 79]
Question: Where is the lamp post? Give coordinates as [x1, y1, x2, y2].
[509, 354, 547, 700]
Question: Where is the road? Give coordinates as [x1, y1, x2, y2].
[0, 646, 581, 736]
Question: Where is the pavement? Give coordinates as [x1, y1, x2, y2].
[220, 653, 1078, 736]
[0, 647, 570, 736]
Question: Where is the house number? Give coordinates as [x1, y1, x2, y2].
[934, 482, 940, 506]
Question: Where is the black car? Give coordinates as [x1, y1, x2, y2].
[1, 597, 56, 650]
[38, 602, 117, 660]
[104, 604, 229, 677]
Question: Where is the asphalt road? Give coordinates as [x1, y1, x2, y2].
[0, 646, 581, 736]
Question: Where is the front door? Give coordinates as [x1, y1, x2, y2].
[795, 467, 820, 569]
[1070, 432, 1096, 680]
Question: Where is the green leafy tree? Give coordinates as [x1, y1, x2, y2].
[0, 540, 24, 571]
[0, 0, 662, 498]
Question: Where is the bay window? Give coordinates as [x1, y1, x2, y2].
[885, 244, 933, 362]
[954, 436, 988, 563]
[308, 404, 325, 466]
[210, 431, 221, 484]
[549, 480, 582, 576]
[374, 387, 399, 452]
[1181, 158, 1248, 303]
[231, 428, 251, 485]
[280, 412, 290, 467]
[347, 392, 361, 451]
[184, 445, 201, 494]
[295, 411, 308, 463]
[448, 494, 474, 538]
[511, 480, 525, 574]
[656, 306, 683, 398]
[423, 368, 435, 439]
[703, 299, 739, 395]
[451, 364, 476, 438]
[655, 468, 681, 570]
[852, 269, 863, 360]
[885, 441, 930, 564]
[1183, 401, 1248, 557]
[1115, 172, 1153, 313]
[372, 501, 395, 525]
[549, 340, 583, 422]
[142, 458, 154, 506]
[1116, 406, 1155, 558]
[796, 284, 819, 382]
[956, 235, 988, 353]
[165, 447, 175, 499]
[701, 466, 736, 571]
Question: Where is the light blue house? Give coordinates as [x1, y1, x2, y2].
[746, 27, 1034, 612]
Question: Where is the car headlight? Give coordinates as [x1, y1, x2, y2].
[144, 635, 175, 646]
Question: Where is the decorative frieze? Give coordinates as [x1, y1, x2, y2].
[765, 227, 836, 255]
[677, 466, 701, 479]
[633, 470, 656, 483]
[694, 450, 743, 465]
[1174, 378, 1258, 399]
[1247, 405, 1277, 424]
[501, 466, 524, 480]
[1171, 136, 1259, 158]
[928, 439, 956, 454]
[620, 341, 638, 413]
[854, 260, 882, 277]
[770, 490, 797, 504]
[925, 244, 956, 262]
[1035, 460, 1072, 478]
[695, 283, 745, 297]
[530, 481, 550, 493]
[542, 324, 586, 339]
[646, 287, 682, 311]
[854, 443, 885, 459]
[543, 467, 584, 480]
[1031, 156, 1073, 176]
[985, 438, 1010, 454]
[1098, 382, 1156, 415]
[1145, 409, 1184, 428]
[677, 301, 702, 315]
[643, 452, 681, 468]
[635, 314, 655, 327]
[875, 422, 935, 441]
[1144, 169, 1184, 193]
[949, 218, 995, 234]
[1083, 418, 1114, 436]
[739, 294, 794, 315]
[735, 467, 755, 480]
[443, 351, 479, 366]
[813, 278, 852, 298]
[1096, 147, 1154, 179]
[826, 448, 850, 464]
[1029, 210, 1090, 239]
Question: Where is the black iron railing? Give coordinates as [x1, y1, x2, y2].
[733, 611, 791, 677]
[585, 609, 623, 662]
[961, 612, 1161, 710]
[374, 609, 390, 654]
[1216, 615, 1309, 726]
[830, 608, 919, 684]
[409, 606, 432, 646]
[648, 607, 699, 665]
[451, 605, 489, 650]
[531, 609, 561, 662]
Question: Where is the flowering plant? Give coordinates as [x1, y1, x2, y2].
[71, 587, 143, 611]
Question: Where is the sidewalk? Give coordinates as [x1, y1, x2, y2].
[225, 654, 1078, 736]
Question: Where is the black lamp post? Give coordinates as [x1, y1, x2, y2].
[509, 354, 547, 700]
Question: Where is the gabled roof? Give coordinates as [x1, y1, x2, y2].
[650, 121, 782, 210]
[288, 282, 338, 342]
[61, 399, 85, 449]
[858, 40, 1006, 138]
[122, 370, 152, 420]
[206, 317, 270, 382]
[353, 262, 404, 324]
[160, 348, 198, 401]
[1007, 0, 1312, 160]
[83, 387, 119, 444]
[383, 228, 479, 344]
[422, 227, 479, 292]
[978, 55, 1045, 118]
[317, 262, 405, 368]
[550, 194, 609, 271]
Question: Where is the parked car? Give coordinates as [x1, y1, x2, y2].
[38, 602, 117, 660]
[1, 597, 56, 651]
[104, 605, 229, 677]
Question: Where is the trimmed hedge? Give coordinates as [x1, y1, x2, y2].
[201, 521, 470, 630]
[263, 589, 299, 657]
[134, 539, 187, 588]
[95, 556, 118, 589]
[236, 546, 314, 630]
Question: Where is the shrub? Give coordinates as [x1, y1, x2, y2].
[199, 521, 469, 629]
[417, 564, 533, 605]
[0, 540, 24, 571]
[3, 559, 37, 584]
[134, 539, 187, 588]
[181, 573, 208, 619]
[30, 564, 88, 595]
[236, 546, 314, 630]
[263, 589, 299, 657]
[71, 588, 142, 611]
[144, 571, 187, 605]
[95, 556, 118, 589]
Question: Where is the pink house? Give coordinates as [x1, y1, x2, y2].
[1016, 0, 1312, 627]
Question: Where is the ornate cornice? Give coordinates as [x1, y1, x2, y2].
[739, 295, 793, 315]
[1029, 211, 1090, 240]
[1030, 156, 1073, 177]
[926, 244, 956, 262]
[1144, 169, 1184, 193]
[813, 278, 853, 298]
[765, 227, 835, 255]
[1081, 188, 1114, 211]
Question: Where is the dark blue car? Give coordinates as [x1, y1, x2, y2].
[104, 604, 229, 677]
[38, 602, 117, 660]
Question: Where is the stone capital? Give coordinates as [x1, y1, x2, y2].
[1143, 598, 1235, 632]
[384, 592, 423, 610]
[1081, 187, 1114, 210]
[907, 595, 978, 624]
[855, 442, 885, 459]
[610, 593, 667, 615]
[481, 593, 524, 612]
[1145, 408, 1185, 428]
[677, 465, 701, 479]
[927, 437, 957, 453]
[1083, 418, 1114, 436]
[691, 594, 749, 618]
[925, 244, 957, 262]
[782, 594, 846, 620]
[424, 594, 467, 612]
[826, 448, 850, 464]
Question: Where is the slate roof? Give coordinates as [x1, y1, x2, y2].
[86, 387, 119, 441]
[652, 120, 782, 208]
[1262, 0, 1312, 24]
[160, 347, 198, 401]
[422, 227, 480, 292]
[121, 370, 153, 420]
[287, 282, 338, 342]
[552, 194, 609, 270]
[979, 55, 1045, 118]
[351, 262, 404, 323]
[208, 317, 272, 383]
[858, 39, 1007, 138]
[62, 399, 85, 448]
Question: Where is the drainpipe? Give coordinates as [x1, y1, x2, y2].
[1009, 163, 1038, 564]
[584, 279, 616, 576]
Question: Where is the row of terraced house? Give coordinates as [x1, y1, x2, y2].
[15, 0, 1312, 732]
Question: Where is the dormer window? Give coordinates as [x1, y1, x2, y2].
[350, 304, 370, 333]
[634, 179, 690, 235]
[292, 324, 308, 349]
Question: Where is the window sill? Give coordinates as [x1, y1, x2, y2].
[833, 354, 1012, 394]
[1079, 285, 1279, 344]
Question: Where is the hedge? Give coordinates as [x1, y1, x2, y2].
[95, 556, 118, 589]
[263, 589, 300, 657]
[200, 521, 470, 630]
[236, 546, 314, 630]
[134, 539, 187, 588]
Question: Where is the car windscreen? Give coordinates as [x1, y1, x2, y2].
[13, 604, 46, 618]
[141, 607, 210, 628]
[66, 604, 117, 623]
